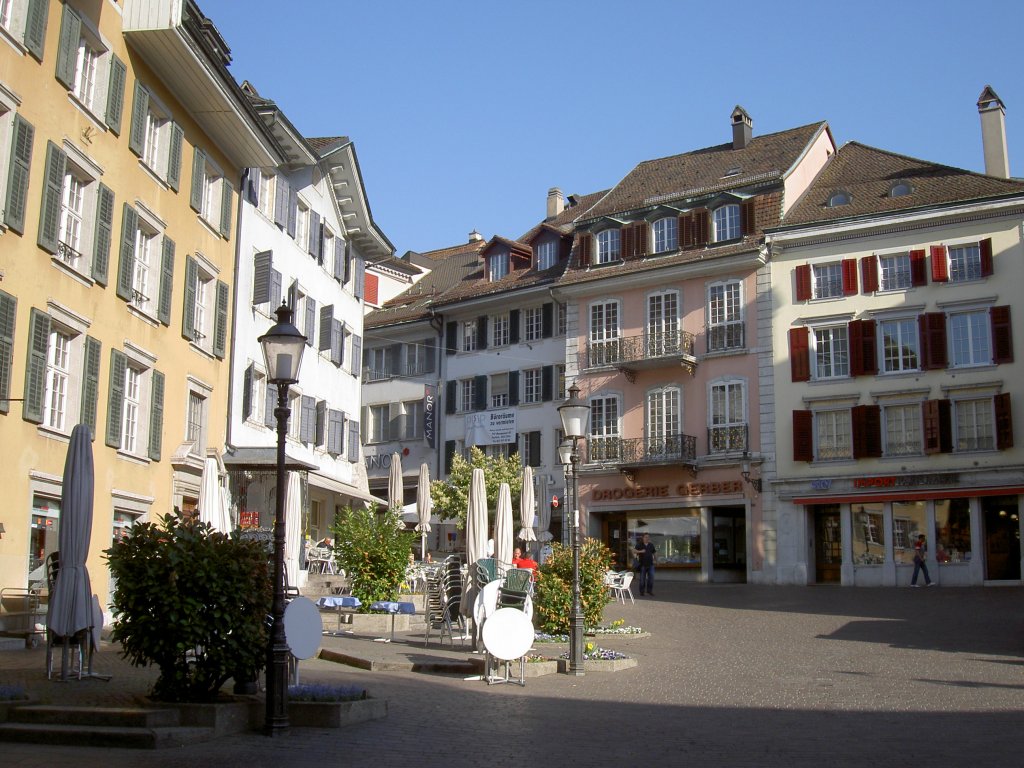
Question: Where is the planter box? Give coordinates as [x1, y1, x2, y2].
[557, 657, 637, 673]
[342, 613, 410, 635]
[140, 698, 252, 736]
[522, 660, 558, 678]
[141, 695, 387, 732]
[288, 697, 387, 728]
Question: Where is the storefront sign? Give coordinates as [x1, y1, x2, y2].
[593, 480, 743, 501]
[423, 384, 436, 448]
[852, 473, 959, 489]
[365, 453, 394, 470]
[465, 409, 517, 446]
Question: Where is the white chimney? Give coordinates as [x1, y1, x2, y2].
[546, 187, 564, 219]
[731, 105, 752, 150]
[977, 86, 1009, 178]
[468, 230, 483, 243]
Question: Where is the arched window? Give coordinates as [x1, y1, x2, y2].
[889, 181, 913, 198]
[712, 204, 740, 242]
[651, 216, 678, 253]
[827, 191, 851, 207]
[596, 229, 621, 264]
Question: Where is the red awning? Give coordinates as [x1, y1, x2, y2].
[792, 486, 1024, 505]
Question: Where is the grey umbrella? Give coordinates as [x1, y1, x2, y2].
[388, 452, 404, 510]
[517, 465, 537, 549]
[46, 423, 95, 679]
[460, 468, 488, 625]
[494, 482, 513, 569]
[415, 462, 432, 560]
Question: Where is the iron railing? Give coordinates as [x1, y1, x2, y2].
[56, 240, 82, 267]
[582, 328, 695, 370]
[707, 424, 748, 454]
[584, 433, 697, 466]
[706, 323, 745, 353]
[362, 361, 434, 383]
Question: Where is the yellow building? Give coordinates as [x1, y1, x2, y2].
[0, 0, 279, 611]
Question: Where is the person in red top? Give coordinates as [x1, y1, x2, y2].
[512, 546, 539, 574]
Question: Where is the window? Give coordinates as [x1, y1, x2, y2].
[524, 307, 543, 342]
[522, 430, 542, 468]
[121, 365, 141, 453]
[57, 170, 87, 270]
[405, 340, 432, 377]
[43, 328, 72, 431]
[523, 368, 542, 404]
[295, 201, 309, 248]
[596, 229, 620, 264]
[707, 281, 743, 352]
[854, 504, 884, 564]
[189, 148, 232, 238]
[258, 171, 274, 218]
[131, 222, 157, 312]
[813, 263, 844, 299]
[949, 311, 991, 368]
[187, 391, 205, 447]
[489, 252, 509, 281]
[828, 191, 850, 207]
[879, 318, 919, 373]
[248, 367, 266, 425]
[890, 182, 913, 198]
[462, 321, 478, 352]
[369, 404, 389, 443]
[130, 83, 181, 188]
[287, 391, 300, 440]
[935, 498, 971, 563]
[883, 404, 922, 456]
[589, 300, 620, 366]
[72, 36, 100, 111]
[491, 314, 509, 347]
[646, 291, 679, 357]
[490, 373, 509, 408]
[536, 240, 557, 270]
[816, 409, 852, 460]
[589, 396, 621, 461]
[709, 381, 745, 453]
[404, 400, 423, 440]
[712, 204, 740, 242]
[555, 364, 565, 401]
[652, 217, 678, 253]
[557, 303, 566, 336]
[948, 244, 982, 282]
[459, 379, 476, 413]
[892, 501, 927, 564]
[646, 387, 680, 456]
[954, 398, 994, 452]
[192, 271, 208, 344]
[182, 256, 228, 359]
[365, 347, 387, 380]
[813, 325, 849, 379]
[879, 253, 911, 291]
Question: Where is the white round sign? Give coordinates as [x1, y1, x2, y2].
[283, 596, 322, 660]
[482, 607, 534, 661]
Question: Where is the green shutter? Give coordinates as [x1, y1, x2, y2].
[166, 122, 183, 192]
[54, 4, 81, 89]
[37, 141, 66, 254]
[80, 335, 101, 437]
[189, 148, 206, 212]
[213, 279, 229, 359]
[23, 0, 49, 61]
[4, 114, 35, 234]
[127, 81, 148, 157]
[182, 255, 197, 340]
[147, 369, 164, 461]
[22, 308, 50, 424]
[157, 236, 175, 325]
[91, 184, 113, 285]
[219, 180, 233, 238]
[0, 290, 16, 415]
[105, 55, 127, 134]
[104, 349, 126, 448]
[115, 203, 137, 301]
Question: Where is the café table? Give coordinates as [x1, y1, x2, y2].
[369, 600, 416, 642]
[315, 595, 362, 635]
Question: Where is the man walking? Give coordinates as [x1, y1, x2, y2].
[911, 533, 934, 587]
[634, 533, 656, 596]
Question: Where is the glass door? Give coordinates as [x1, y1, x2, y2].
[813, 505, 842, 583]
[982, 496, 1021, 580]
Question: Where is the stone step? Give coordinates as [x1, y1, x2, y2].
[0, 636, 27, 651]
[8, 705, 180, 728]
[0, 722, 214, 749]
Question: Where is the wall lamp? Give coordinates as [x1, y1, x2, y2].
[740, 452, 762, 493]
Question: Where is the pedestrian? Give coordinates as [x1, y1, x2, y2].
[911, 534, 934, 587]
[634, 533, 656, 596]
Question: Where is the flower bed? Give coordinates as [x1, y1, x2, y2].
[592, 625, 645, 636]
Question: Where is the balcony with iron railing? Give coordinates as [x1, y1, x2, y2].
[584, 433, 698, 469]
[582, 329, 697, 379]
[707, 424, 749, 454]
[56, 240, 83, 269]
[362, 361, 435, 383]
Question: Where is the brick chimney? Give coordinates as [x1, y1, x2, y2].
[731, 106, 752, 150]
[977, 86, 1009, 178]
[546, 187, 564, 220]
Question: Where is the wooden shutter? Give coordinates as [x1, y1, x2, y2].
[794, 264, 811, 301]
[269, 269, 282, 309]
[327, 408, 344, 454]
[166, 123, 184, 192]
[23, 0, 49, 60]
[995, 392, 1013, 450]
[841, 258, 858, 295]
[115, 203, 137, 301]
[181, 255, 197, 341]
[333, 236, 344, 280]
[128, 82, 149, 157]
[445, 322, 457, 355]
[474, 374, 487, 411]
[861, 255, 878, 293]
[242, 363, 253, 421]
[849, 319, 877, 376]
[476, 316, 488, 350]
[274, 176, 288, 228]
[315, 400, 326, 446]
[219, 181, 233, 238]
[104, 54, 127, 134]
[353, 255, 365, 300]
[423, 338, 436, 373]
[264, 382, 276, 428]
[789, 327, 810, 382]
[300, 395, 316, 443]
[330, 319, 343, 366]
[991, 306, 1013, 364]
[347, 419, 360, 462]
[852, 404, 882, 459]
[157, 236, 175, 326]
[189, 148, 206, 212]
[793, 410, 814, 462]
[4, 114, 35, 234]
[319, 305, 333, 351]
[308, 211, 320, 256]
[930, 245, 948, 282]
[740, 199, 756, 235]
[79, 336, 100, 437]
[509, 309, 520, 345]
[286, 184, 297, 238]
[351, 334, 362, 377]
[621, 224, 634, 261]
[213, 280, 229, 358]
[252, 251, 272, 304]
[979, 238, 994, 277]
[634, 221, 648, 257]
[542, 303, 554, 338]
[509, 370, 520, 406]
[909, 249, 927, 286]
[37, 141, 66, 254]
[922, 399, 952, 454]
[104, 349, 126, 447]
[147, 370, 164, 461]
[444, 440, 456, 475]
[92, 183, 114, 285]
[528, 431, 542, 467]
[244, 167, 259, 206]
[445, 380, 457, 414]
[0, 290, 15, 415]
[22, 308, 50, 424]
[693, 208, 710, 246]
[304, 296, 316, 348]
[577, 233, 592, 266]
[919, 313, 947, 370]
[541, 365, 554, 402]
[55, 5, 81, 89]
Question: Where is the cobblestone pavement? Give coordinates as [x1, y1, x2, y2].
[2, 583, 1022, 767]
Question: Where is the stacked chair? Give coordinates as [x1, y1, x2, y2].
[423, 555, 464, 647]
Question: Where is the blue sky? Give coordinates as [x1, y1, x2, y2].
[200, 0, 1023, 257]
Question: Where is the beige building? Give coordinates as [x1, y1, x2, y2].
[0, 0, 279, 607]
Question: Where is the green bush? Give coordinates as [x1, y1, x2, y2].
[105, 514, 271, 702]
[330, 506, 414, 610]
[429, 447, 523, 529]
[532, 538, 613, 634]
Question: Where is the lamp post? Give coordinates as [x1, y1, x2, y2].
[557, 383, 590, 677]
[258, 303, 306, 736]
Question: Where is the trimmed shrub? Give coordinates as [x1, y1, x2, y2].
[330, 506, 414, 610]
[532, 538, 613, 634]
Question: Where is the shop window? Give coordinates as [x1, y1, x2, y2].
[628, 514, 700, 567]
[892, 501, 927, 565]
[853, 503, 885, 565]
[29, 496, 60, 590]
[935, 498, 971, 564]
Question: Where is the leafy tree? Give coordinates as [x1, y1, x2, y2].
[430, 447, 523, 529]
[532, 538, 613, 634]
[106, 514, 271, 702]
[330, 506, 414, 610]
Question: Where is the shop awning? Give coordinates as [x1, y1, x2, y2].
[307, 472, 386, 506]
[222, 447, 318, 471]
[792, 485, 1024, 505]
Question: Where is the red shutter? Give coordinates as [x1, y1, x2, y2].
[789, 327, 810, 382]
[991, 305, 1013, 363]
[995, 392, 1013, 450]
[679, 214, 692, 249]
[919, 313, 948, 370]
[841, 258, 858, 295]
[909, 249, 927, 286]
[849, 320, 877, 376]
[740, 199, 756, 235]
[793, 410, 814, 462]
[635, 222, 648, 257]
[694, 208, 709, 246]
[794, 264, 812, 301]
[577, 233, 592, 266]
[621, 225, 634, 261]
[861, 255, 878, 293]
[979, 237, 993, 277]
[364, 273, 379, 305]
[852, 405, 882, 459]
[849, 320, 864, 376]
[930, 245, 948, 282]
[923, 399, 952, 454]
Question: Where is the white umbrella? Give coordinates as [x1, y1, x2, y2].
[388, 452, 404, 510]
[198, 456, 230, 533]
[415, 462, 432, 560]
[494, 482, 513, 569]
[518, 466, 537, 546]
[460, 468, 488, 622]
[536, 482, 553, 542]
[284, 472, 302, 588]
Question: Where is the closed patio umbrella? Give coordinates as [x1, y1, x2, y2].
[388, 452, 404, 510]
[460, 468, 488, 622]
[494, 483, 513, 569]
[415, 462, 432, 560]
[517, 466, 537, 549]
[284, 472, 302, 588]
[198, 456, 230, 533]
[536, 483, 553, 543]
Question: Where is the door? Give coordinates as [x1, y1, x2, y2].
[982, 496, 1021, 581]
[712, 507, 747, 583]
[604, 515, 630, 571]
[813, 505, 842, 583]
[647, 291, 679, 356]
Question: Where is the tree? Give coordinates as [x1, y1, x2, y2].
[330, 506, 414, 609]
[532, 538, 614, 634]
[430, 446, 523, 529]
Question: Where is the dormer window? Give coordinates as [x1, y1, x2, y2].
[712, 204, 740, 242]
[827, 191, 851, 207]
[596, 229, 621, 264]
[889, 181, 913, 198]
[652, 216, 678, 253]
[488, 252, 509, 281]
[536, 240, 557, 270]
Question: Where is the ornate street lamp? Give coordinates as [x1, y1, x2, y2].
[557, 383, 590, 677]
[740, 451, 762, 493]
[258, 303, 306, 735]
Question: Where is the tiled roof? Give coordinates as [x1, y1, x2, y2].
[517, 190, 609, 242]
[582, 122, 828, 220]
[781, 142, 1024, 227]
[306, 136, 350, 154]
